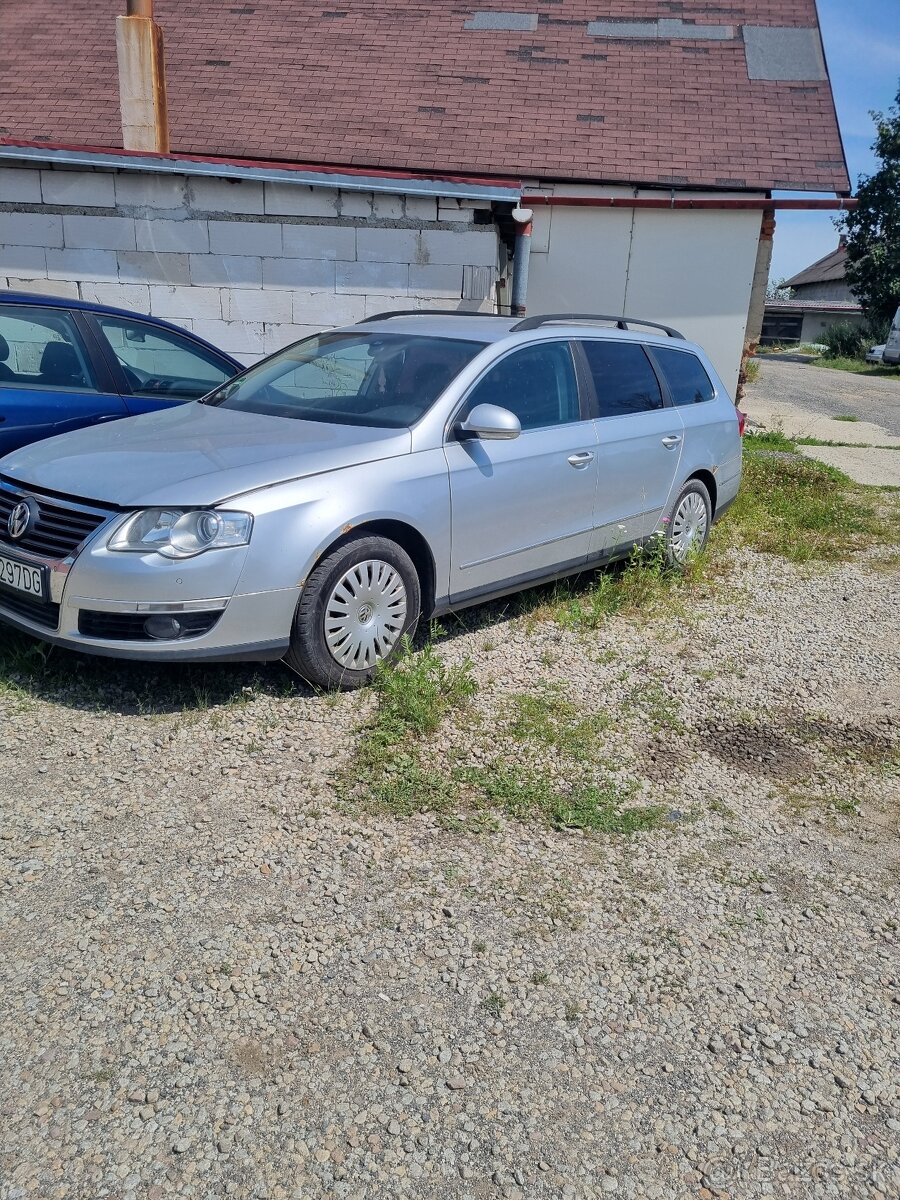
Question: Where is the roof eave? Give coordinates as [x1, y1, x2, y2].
[0, 139, 523, 203]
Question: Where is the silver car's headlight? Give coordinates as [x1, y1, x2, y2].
[108, 509, 253, 559]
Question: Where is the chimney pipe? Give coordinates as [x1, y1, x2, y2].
[116, 0, 169, 153]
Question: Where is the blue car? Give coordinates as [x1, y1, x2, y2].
[0, 292, 242, 455]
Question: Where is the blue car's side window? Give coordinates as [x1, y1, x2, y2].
[0, 305, 97, 393]
[95, 316, 233, 400]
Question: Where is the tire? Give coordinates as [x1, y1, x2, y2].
[284, 535, 421, 690]
[663, 478, 712, 566]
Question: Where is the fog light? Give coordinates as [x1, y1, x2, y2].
[144, 615, 183, 640]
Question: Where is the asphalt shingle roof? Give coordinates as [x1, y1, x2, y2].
[0, 1, 850, 193]
[785, 244, 849, 288]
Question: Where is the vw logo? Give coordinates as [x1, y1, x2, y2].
[7, 499, 36, 541]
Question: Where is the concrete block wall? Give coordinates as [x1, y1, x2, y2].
[0, 165, 499, 363]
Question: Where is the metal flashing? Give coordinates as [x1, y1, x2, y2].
[0, 140, 522, 203]
[464, 11, 538, 31]
[587, 18, 734, 40]
[743, 26, 827, 81]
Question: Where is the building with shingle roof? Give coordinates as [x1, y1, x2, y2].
[0, 2, 852, 392]
[762, 243, 863, 346]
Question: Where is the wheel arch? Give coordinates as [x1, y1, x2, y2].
[311, 519, 437, 617]
[684, 468, 717, 517]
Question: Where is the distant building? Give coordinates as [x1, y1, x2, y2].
[762, 243, 864, 345]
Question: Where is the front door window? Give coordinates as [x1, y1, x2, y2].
[95, 316, 233, 400]
[464, 341, 580, 429]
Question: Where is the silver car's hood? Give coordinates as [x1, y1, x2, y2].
[0, 403, 412, 508]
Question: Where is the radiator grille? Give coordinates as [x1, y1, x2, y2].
[0, 483, 112, 560]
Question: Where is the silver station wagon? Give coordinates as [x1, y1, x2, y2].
[0, 312, 742, 688]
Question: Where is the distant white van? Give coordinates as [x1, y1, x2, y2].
[885, 305, 900, 365]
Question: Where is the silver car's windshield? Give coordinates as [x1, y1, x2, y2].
[203, 332, 486, 428]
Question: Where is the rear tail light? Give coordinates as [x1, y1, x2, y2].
[736, 407, 746, 436]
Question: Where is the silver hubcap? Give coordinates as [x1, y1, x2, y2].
[324, 559, 407, 670]
[670, 491, 708, 561]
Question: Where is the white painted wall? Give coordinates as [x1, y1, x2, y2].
[800, 310, 865, 344]
[0, 164, 499, 363]
[527, 184, 765, 398]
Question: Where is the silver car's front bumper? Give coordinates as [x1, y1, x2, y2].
[0, 588, 294, 661]
[0, 510, 297, 662]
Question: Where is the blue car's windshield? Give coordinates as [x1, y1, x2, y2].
[203, 332, 486, 428]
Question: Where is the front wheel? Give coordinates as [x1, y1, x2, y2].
[664, 479, 712, 566]
[284, 535, 421, 689]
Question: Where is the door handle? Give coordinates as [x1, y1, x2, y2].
[661, 435, 681, 448]
[567, 451, 595, 468]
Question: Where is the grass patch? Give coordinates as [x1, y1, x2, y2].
[350, 644, 664, 835]
[481, 992, 506, 1019]
[782, 790, 859, 819]
[351, 641, 479, 816]
[744, 429, 798, 452]
[459, 763, 665, 833]
[745, 429, 900, 453]
[506, 685, 609, 760]
[726, 450, 894, 562]
[799, 439, 900, 451]
[365, 639, 477, 744]
[623, 680, 685, 732]
[833, 413, 859, 422]
[813, 357, 900, 378]
[536, 536, 708, 634]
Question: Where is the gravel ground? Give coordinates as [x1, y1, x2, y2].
[1, 546, 899, 1200]
[747, 358, 900, 437]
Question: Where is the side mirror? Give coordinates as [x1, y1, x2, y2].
[456, 403, 521, 441]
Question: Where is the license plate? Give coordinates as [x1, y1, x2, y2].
[0, 552, 46, 602]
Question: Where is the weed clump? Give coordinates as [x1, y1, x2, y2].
[350, 643, 664, 835]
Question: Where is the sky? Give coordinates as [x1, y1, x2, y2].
[767, 0, 900, 284]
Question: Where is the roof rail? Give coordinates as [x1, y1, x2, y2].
[359, 309, 504, 324]
[511, 313, 685, 339]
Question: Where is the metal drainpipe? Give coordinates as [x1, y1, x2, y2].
[510, 206, 534, 317]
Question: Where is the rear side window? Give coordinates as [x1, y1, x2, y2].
[654, 347, 715, 406]
[579, 340, 663, 418]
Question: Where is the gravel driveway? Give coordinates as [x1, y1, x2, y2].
[1, 546, 899, 1200]
[748, 358, 900, 437]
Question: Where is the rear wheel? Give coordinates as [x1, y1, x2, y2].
[664, 479, 712, 566]
[284, 535, 421, 689]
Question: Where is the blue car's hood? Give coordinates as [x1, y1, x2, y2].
[0, 402, 411, 508]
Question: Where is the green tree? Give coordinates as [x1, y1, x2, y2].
[841, 83, 900, 325]
[766, 276, 794, 302]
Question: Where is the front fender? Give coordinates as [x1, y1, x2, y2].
[230, 450, 450, 599]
